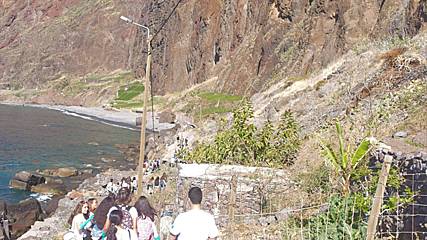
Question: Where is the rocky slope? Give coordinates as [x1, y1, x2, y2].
[1, 0, 426, 102]
[134, 0, 426, 95]
[0, 0, 141, 105]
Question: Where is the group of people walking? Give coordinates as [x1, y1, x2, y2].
[66, 188, 159, 240]
[105, 177, 138, 195]
[65, 186, 219, 240]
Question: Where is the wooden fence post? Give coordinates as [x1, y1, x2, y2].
[228, 175, 237, 239]
[366, 154, 393, 240]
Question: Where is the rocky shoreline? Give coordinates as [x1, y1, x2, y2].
[18, 168, 137, 240]
[0, 102, 177, 132]
[0, 102, 185, 239]
[6, 152, 138, 239]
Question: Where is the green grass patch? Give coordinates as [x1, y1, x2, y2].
[116, 83, 144, 101]
[177, 91, 244, 119]
[111, 96, 165, 110]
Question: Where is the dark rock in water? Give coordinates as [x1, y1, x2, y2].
[13, 171, 45, 186]
[6, 198, 44, 238]
[9, 171, 47, 192]
[28, 175, 46, 186]
[9, 179, 30, 191]
[10, 171, 46, 190]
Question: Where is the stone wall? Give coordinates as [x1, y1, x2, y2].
[175, 164, 295, 228]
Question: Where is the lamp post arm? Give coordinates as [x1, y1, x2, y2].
[132, 22, 150, 38]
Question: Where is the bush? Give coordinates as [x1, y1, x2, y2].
[179, 101, 300, 167]
[306, 194, 368, 240]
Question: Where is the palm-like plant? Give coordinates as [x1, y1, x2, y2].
[320, 122, 373, 195]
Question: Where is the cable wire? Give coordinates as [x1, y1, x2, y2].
[150, 0, 184, 43]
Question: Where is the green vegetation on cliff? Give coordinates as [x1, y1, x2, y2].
[179, 101, 300, 167]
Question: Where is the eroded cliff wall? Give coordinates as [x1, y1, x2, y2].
[0, 0, 426, 96]
[132, 0, 426, 95]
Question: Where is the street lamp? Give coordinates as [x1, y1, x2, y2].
[120, 15, 152, 197]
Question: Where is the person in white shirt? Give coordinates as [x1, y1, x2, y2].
[106, 179, 114, 193]
[131, 177, 137, 194]
[170, 186, 219, 240]
[65, 200, 93, 240]
[121, 178, 130, 189]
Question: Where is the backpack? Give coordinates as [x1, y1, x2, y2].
[117, 205, 134, 230]
[136, 215, 154, 240]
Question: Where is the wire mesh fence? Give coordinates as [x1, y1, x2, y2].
[214, 153, 427, 240]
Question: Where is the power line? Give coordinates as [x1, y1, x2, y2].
[146, 0, 184, 152]
[150, 0, 184, 42]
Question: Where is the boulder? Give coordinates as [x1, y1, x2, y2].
[44, 177, 64, 185]
[14, 171, 32, 182]
[393, 131, 408, 138]
[9, 179, 30, 190]
[38, 167, 78, 177]
[66, 190, 85, 200]
[31, 182, 67, 195]
[57, 167, 79, 177]
[159, 110, 176, 123]
[7, 198, 44, 238]
[28, 175, 46, 186]
[13, 171, 45, 186]
[43, 196, 63, 217]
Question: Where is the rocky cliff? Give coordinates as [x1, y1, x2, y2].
[131, 0, 427, 95]
[1, 0, 426, 99]
[0, 1, 133, 89]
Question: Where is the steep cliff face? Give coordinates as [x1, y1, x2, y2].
[0, 0, 426, 99]
[0, 0, 141, 90]
[132, 0, 426, 95]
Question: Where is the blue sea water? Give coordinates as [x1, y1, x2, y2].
[0, 104, 139, 203]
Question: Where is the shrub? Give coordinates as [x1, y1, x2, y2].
[179, 101, 300, 167]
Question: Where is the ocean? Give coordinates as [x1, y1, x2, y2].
[0, 104, 139, 203]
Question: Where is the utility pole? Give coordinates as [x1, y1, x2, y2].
[136, 36, 152, 197]
[120, 16, 151, 197]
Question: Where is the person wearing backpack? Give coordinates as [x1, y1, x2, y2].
[134, 196, 159, 240]
[106, 210, 138, 240]
[90, 195, 115, 240]
[104, 188, 138, 234]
